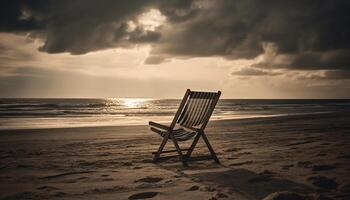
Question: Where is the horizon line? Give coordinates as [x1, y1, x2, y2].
[1, 97, 350, 100]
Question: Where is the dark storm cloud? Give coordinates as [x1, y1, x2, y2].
[297, 70, 350, 80]
[0, 0, 196, 54]
[157, 0, 199, 23]
[289, 50, 350, 71]
[0, 0, 162, 54]
[151, 0, 350, 72]
[0, 0, 46, 31]
[1, 0, 350, 72]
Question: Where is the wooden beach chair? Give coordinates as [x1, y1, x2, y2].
[149, 89, 221, 166]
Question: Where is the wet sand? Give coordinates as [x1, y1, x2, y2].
[1, 112, 350, 200]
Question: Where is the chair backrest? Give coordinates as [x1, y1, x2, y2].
[171, 89, 221, 130]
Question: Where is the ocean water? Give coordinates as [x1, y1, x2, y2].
[0, 98, 350, 130]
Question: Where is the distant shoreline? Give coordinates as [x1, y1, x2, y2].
[1, 111, 347, 133]
[2, 98, 349, 130]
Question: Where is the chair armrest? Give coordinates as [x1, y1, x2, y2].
[149, 121, 171, 131]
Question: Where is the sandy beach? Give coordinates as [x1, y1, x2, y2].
[1, 112, 350, 200]
[1, 1, 350, 199]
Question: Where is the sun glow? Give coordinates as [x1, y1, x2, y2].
[137, 9, 166, 31]
[121, 98, 150, 108]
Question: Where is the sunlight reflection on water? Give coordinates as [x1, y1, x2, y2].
[1, 98, 349, 130]
[119, 98, 151, 109]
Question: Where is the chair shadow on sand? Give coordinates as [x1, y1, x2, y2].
[190, 167, 314, 199]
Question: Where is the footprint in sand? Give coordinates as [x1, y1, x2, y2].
[135, 176, 163, 183]
[186, 185, 200, 191]
[84, 186, 126, 194]
[128, 192, 158, 199]
[281, 164, 294, 170]
[123, 162, 133, 166]
[77, 176, 89, 181]
[224, 147, 241, 152]
[235, 152, 252, 156]
[36, 186, 59, 191]
[201, 186, 216, 192]
[248, 175, 272, 183]
[215, 192, 229, 199]
[308, 176, 338, 190]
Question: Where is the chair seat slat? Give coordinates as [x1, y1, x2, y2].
[153, 128, 197, 141]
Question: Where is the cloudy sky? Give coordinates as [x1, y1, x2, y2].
[0, 0, 350, 98]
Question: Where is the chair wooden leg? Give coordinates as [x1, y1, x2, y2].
[186, 133, 201, 158]
[153, 133, 169, 163]
[201, 131, 220, 163]
[172, 137, 188, 166]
